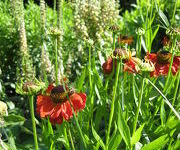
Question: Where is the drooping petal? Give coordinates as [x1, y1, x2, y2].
[50, 104, 62, 120]
[61, 102, 73, 121]
[124, 58, 141, 73]
[70, 93, 86, 110]
[38, 97, 55, 118]
[102, 57, 114, 74]
[36, 95, 55, 117]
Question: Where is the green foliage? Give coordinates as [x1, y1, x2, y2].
[0, 0, 180, 149]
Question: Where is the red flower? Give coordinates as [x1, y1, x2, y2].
[36, 85, 86, 125]
[124, 57, 141, 73]
[145, 51, 180, 77]
[102, 57, 116, 74]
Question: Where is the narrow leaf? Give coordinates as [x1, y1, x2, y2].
[92, 125, 105, 150]
[117, 102, 131, 148]
[158, 9, 170, 27]
[131, 123, 145, 145]
[108, 124, 122, 150]
[141, 134, 169, 150]
[152, 25, 159, 42]
[76, 67, 86, 91]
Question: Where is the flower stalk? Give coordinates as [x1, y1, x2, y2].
[106, 59, 121, 145]
[132, 78, 145, 135]
[29, 95, 39, 150]
[68, 126, 75, 150]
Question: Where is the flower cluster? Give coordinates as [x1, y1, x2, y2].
[73, 0, 119, 46]
[145, 51, 180, 77]
[36, 84, 86, 125]
[102, 49, 180, 77]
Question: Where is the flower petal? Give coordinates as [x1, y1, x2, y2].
[70, 93, 86, 110]
[102, 57, 114, 74]
[46, 84, 54, 93]
[36, 95, 55, 118]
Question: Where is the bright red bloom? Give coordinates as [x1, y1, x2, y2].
[36, 84, 86, 125]
[145, 52, 180, 77]
[124, 57, 141, 73]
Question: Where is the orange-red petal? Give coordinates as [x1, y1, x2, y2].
[61, 101, 73, 120]
[36, 95, 55, 118]
[124, 58, 139, 73]
[70, 93, 86, 110]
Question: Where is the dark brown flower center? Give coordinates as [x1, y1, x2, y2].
[50, 85, 69, 103]
[157, 51, 171, 64]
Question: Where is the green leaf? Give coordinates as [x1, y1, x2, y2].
[141, 134, 169, 150]
[166, 116, 180, 130]
[92, 124, 105, 150]
[108, 123, 122, 150]
[158, 9, 170, 27]
[154, 0, 169, 27]
[94, 106, 105, 131]
[131, 123, 145, 145]
[117, 102, 131, 148]
[171, 139, 180, 150]
[152, 25, 159, 42]
[76, 67, 86, 92]
[3, 114, 25, 126]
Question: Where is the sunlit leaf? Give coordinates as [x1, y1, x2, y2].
[141, 134, 169, 150]
[131, 123, 145, 145]
[92, 124, 105, 150]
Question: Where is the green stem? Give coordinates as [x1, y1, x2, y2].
[61, 83, 87, 149]
[42, 44, 48, 83]
[55, 38, 58, 85]
[88, 45, 92, 90]
[68, 126, 75, 150]
[112, 33, 116, 50]
[104, 33, 116, 91]
[168, 72, 180, 118]
[171, 0, 177, 24]
[106, 60, 121, 145]
[132, 78, 145, 135]
[29, 95, 39, 150]
[139, 35, 142, 58]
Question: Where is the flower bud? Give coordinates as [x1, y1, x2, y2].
[16, 79, 46, 95]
